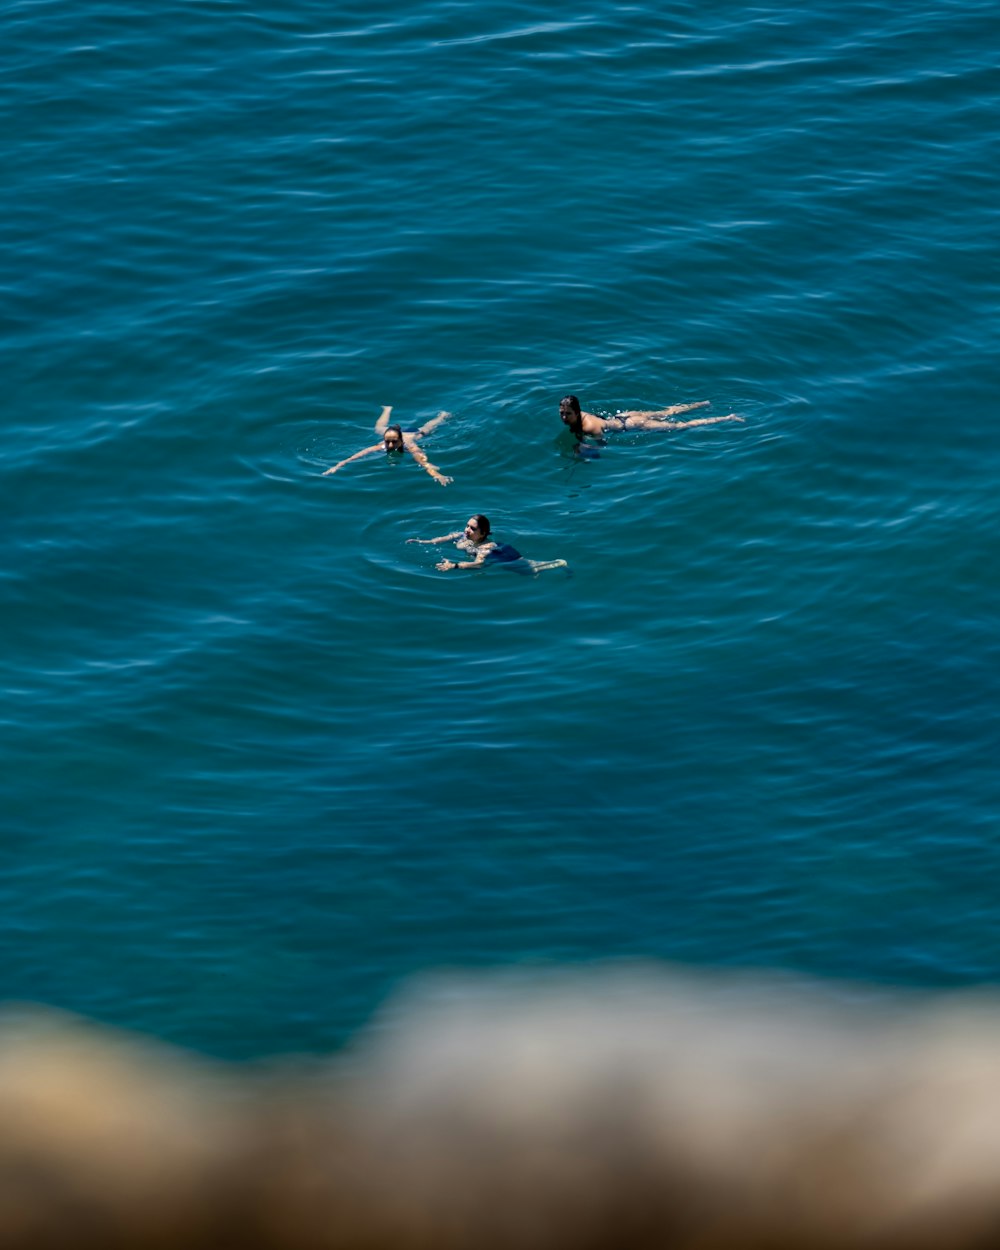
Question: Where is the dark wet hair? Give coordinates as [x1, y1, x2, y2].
[560, 395, 581, 418]
[384, 423, 403, 440]
[472, 514, 491, 539]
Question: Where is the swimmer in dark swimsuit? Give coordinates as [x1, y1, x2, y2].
[559, 394, 744, 440]
[408, 515, 567, 574]
[323, 406, 453, 485]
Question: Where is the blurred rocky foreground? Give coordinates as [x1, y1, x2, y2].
[4, 967, 1000, 1249]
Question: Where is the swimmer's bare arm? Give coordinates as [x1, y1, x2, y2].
[404, 435, 452, 486]
[437, 545, 491, 571]
[416, 410, 452, 437]
[322, 444, 382, 475]
[373, 406, 394, 435]
[406, 531, 463, 545]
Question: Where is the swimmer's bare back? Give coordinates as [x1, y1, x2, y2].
[583, 402, 744, 434]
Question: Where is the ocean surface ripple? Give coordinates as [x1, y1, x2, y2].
[2, 0, 998, 1056]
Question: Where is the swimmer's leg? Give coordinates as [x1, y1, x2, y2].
[416, 410, 452, 438]
[620, 400, 709, 424]
[521, 558, 570, 576]
[374, 405, 394, 435]
[625, 413, 744, 431]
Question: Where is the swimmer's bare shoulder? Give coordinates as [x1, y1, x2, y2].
[579, 410, 609, 435]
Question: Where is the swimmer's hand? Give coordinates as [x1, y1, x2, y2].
[436, 559, 461, 571]
[431, 472, 453, 486]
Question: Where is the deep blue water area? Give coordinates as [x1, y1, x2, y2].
[3, 0, 999, 1058]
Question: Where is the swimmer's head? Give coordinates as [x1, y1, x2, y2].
[383, 424, 404, 452]
[559, 395, 582, 430]
[465, 515, 490, 542]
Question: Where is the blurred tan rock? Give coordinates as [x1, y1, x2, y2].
[0, 1005, 253, 1247]
[4, 969, 1000, 1248]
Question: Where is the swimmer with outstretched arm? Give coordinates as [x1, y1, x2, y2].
[559, 394, 744, 438]
[408, 515, 566, 574]
[323, 406, 453, 485]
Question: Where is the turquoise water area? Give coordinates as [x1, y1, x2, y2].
[3, 0, 998, 1057]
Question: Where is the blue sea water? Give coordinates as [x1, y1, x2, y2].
[2, 0, 999, 1058]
